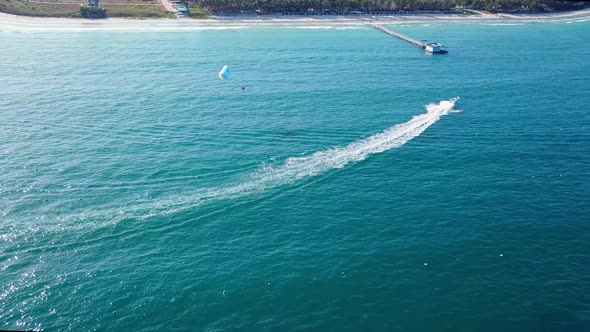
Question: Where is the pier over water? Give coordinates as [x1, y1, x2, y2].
[371, 24, 448, 54]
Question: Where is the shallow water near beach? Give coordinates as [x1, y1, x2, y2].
[1, 20, 590, 331]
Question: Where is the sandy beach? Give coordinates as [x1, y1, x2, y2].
[1, 7, 589, 31]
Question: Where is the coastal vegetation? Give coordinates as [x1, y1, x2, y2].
[191, 0, 588, 14]
[80, 5, 106, 18]
[0, 0, 173, 17]
[103, 4, 175, 18]
[188, 6, 209, 18]
[0, 0, 587, 17]
[0, 0, 81, 17]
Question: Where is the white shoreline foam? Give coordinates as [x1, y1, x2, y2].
[1, 8, 589, 32]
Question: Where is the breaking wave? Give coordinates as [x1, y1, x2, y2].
[295, 26, 334, 29]
[481, 23, 525, 26]
[334, 26, 368, 30]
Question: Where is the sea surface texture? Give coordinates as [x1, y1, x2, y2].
[1, 20, 590, 331]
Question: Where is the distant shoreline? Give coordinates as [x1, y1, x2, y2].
[1, 8, 589, 31]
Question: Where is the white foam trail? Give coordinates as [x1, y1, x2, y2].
[22, 98, 460, 232]
[251, 97, 459, 186]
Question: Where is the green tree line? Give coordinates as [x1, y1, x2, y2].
[80, 5, 107, 17]
[189, 0, 587, 14]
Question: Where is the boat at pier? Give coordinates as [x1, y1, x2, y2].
[422, 42, 448, 54]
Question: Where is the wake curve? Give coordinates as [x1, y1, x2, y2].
[32, 98, 460, 232]
[256, 97, 459, 184]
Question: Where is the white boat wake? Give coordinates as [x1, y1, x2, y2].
[32, 98, 461, 232]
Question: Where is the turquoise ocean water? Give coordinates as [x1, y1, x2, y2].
[1, 19, 590, 331]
